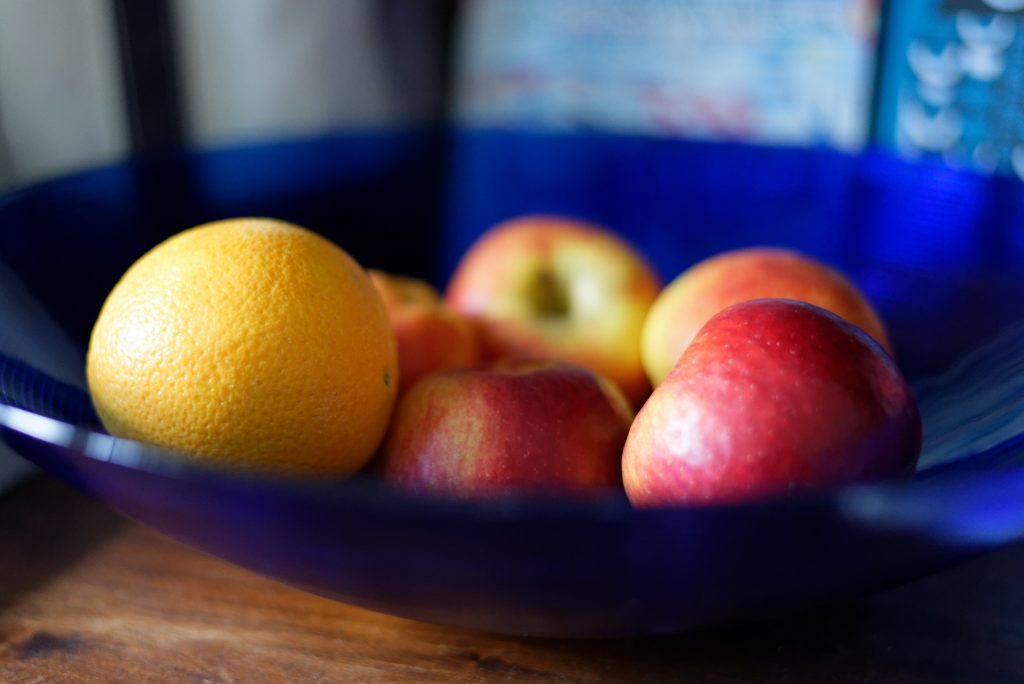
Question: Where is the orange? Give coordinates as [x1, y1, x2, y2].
[86, 218, 398, 476]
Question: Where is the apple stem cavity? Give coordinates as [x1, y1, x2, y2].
[526, 269, 571, 318]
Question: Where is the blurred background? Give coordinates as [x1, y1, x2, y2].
[1, 0, 1022, 190]
[1, 0, 1023, 490]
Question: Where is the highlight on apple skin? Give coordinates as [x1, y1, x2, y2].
[641, 247, 894, 387]
[378, 360, 634, 501]
[369, 270, 481, 396]
[446, 215, 662, 408]
[623, 299, 922, 507]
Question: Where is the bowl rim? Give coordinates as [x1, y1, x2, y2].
[4, 400, 1024, 544]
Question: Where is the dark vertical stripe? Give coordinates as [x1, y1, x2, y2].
[436, 0, 459, 119]
[868, 0, 894, 145]
[111, 0, 183, 152]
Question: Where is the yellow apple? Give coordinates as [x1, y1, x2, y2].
[446, 215, 661, 406]
[641, 247, 893, 387]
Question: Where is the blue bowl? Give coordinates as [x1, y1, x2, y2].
[3, 131, 1024, 637]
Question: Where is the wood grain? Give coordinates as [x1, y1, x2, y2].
[1, 476, 1023, 683]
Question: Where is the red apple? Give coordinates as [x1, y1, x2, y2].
[369, 270, 481, 395]
[641, 247, 893, 387]
[446, 215, 661, 407]
[379, 361, 633, 500]
[624, 299, 921, 507]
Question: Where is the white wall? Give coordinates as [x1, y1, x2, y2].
[0, 0, 128, 190]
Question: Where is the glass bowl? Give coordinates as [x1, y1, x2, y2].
[2, 131, 1024, 637]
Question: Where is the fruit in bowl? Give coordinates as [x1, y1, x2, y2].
[641, 247, 893, 387]
[369, 270, 481, 395]
[446, 215, 661, 407]
[87, 218, 398, 476]
[84, 213, 915, 507]
[624, 299, 922, 507]
[378, 360, 633, 500]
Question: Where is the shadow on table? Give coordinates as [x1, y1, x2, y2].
[404, 545, 1024, 683]
[513, 549, 1024, 684]
[0, 475, 125, 616]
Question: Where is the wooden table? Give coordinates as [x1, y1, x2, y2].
[1, 476, 1022, 683]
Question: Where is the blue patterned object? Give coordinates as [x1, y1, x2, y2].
[876, 0, 1024, 178]
[2, 132, 1024, 636]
